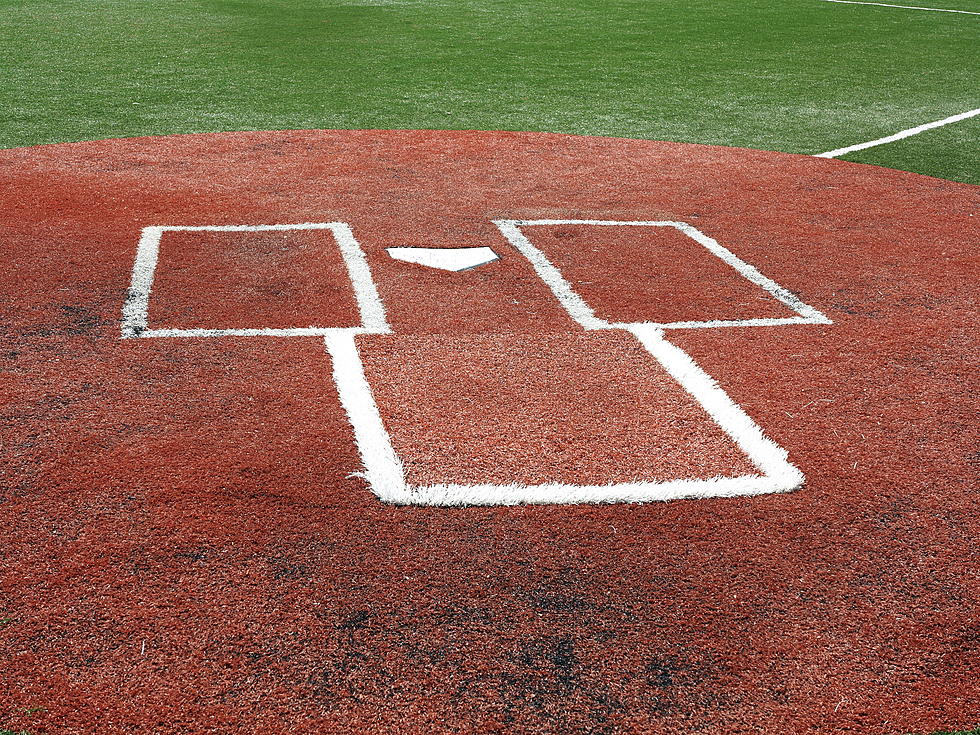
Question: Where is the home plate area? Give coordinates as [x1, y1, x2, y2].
[1, 130, 978, 733]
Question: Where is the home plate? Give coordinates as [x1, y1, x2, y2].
[386, 246, 499, 271]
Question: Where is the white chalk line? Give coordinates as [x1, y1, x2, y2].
[332, 222, 390, 333]
[120, 222, 390, 339]
[819, 0, 980, 15]
[141, 327, 365, 338]
[323, 330, 410, 503]
[122, 218, 827, 506]
[121, 226, 163, 338]
[493, 221, 607, 330]
[629, 324, 803, 492]
[815, 107, 980, 158]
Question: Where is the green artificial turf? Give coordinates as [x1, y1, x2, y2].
[0, 0, 976, 182]
[841, 114, 980, 182]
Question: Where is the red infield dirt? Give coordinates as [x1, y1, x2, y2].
[0, 130, 977, 734]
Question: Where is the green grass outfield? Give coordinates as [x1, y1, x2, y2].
[1, 0, 977, 182]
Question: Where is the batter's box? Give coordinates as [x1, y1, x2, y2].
[121, 223, 388, 338]
[120, 217, 831, 506]
[495, 219, 831, 330]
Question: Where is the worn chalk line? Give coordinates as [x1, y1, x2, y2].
[815, 107, 980, 158]
[820, 0, 980, 15]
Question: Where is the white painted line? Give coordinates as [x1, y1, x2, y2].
[671, 222, 832, 324]
[403, 474, 789, 507]
[326, 327, 797, 504]
[323, 330, 411, 503]
[121, 226, 163, 338]
[141, 327, 356, 338]
[387, 246, 500, 272]
[628, 324, 804, 492]
[493, 220, 609, 330]
[815, 107, 980, 158]
[332, 222, 391, 333]
[493, 220, 832, 329]
[121, 222, 390, 338]
[819, 0, 980, 15]
[155, 223, 342, 232]
[637, 316, 817, 330]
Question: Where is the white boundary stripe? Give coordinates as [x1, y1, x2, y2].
[402, 474, 789, 507]
[323, 330, 411, 503]
[815, 107, 980, 158]
[331, 222, 390, 333]
[651, 316, 817, 330]
[121, 226, 163, 338]
[819, 0, 980, 15]
[141, 327, 357, 338]
[120, 222, 390, 338]
[494, 220, 832, 329]
[628, 324, 803, 491]
[493, 221, 608, 329]
[152, 223, 338, 232]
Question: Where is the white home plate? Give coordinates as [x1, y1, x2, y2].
[386, 246, 499, 272]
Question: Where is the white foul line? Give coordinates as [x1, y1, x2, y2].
[819, 0, 980, 15]
[815, 107, 980, 158]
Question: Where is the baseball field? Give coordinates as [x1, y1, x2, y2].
[1, 1, 978, 733]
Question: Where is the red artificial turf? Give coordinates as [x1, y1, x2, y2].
[359, 332, 755, 486]
[149, 229, 362, 331]
[525, 223, 795, 325]
[0, 130, 977, 734]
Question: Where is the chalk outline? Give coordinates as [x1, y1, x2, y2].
[330, 219, 828, 505]
[819, 0, 980, 15]
[121, 218, 831, 506]
[120, 223, 390, 339]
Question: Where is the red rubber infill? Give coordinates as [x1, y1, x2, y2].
[359, 331, 756, 486]
[149, 228, 363, 331]
[0, 129, 977, 735]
